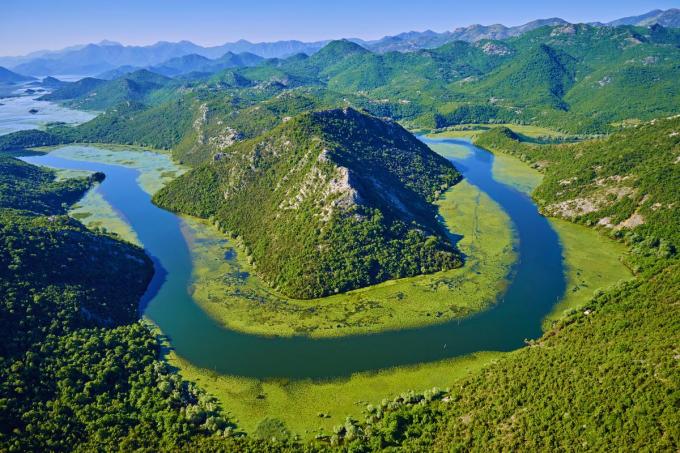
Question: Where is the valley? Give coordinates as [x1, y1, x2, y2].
[13, 99, 629, 436]
[0, 9, 678, 450]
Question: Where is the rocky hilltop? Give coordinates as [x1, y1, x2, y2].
[154, 107, 462, 298]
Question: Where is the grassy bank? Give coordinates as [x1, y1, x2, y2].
[183, 178, 515, 338]
[428, 123, 573, 141]
[546, 219, 631, 325]
[45, 144, 186, 244]
[166, 349, 504, 439]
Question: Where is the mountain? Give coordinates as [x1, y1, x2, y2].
[363, 10, 680, 53]
[10, 40, 206, 76]
[97, 65, 142, 80]
[37, 77, 106, 101]
[606, 8, 680, 28]
[361, 18, 570, 53]
[0, 66, 35, 83]
[154, 107, 462, 298]
[208, 39, 328, 59]
[3, 10, 679, 77]
[39, 76, 68, 89]
[470, 43, 577, 109]
[27, 23, 680, 142]
[148, 51, 264, 77]
[4, 40, 324, 77]
[39, 69, 174, 110]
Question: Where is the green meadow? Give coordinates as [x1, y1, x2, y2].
[428, 123, 573, 141]
[166, 349, 504, 439]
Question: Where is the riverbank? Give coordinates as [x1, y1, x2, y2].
[23, 136, 630, 439]
[184, 178, 515, 338]
[444, 132, 632, 328]
[166, 348, 505, 438]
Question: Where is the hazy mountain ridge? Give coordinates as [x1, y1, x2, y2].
[2, 9, 678, 77]
[0, 66, 35, 83]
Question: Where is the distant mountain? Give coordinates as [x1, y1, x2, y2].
[0, 66, 35, 84]
[148, 51, 264, 77]
[39, 69, 174, 110]
[606, 8, 680, 28]
[39, 76, 68, 89]
[11, 41, 206, 77]
[97, 65, 142, 80]
[208, 39, 328, 59]
[3, 9, 678, 77]
[38, 77, 106, 102]
[4, 40, 324, 77]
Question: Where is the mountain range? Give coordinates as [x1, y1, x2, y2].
[1, 9, 678, 77]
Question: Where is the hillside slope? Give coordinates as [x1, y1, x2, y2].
[155, 107, 462, 298]
[0, 66, 35, 83]
[39, 69, 175, 110]
[301, 116, 680, 451]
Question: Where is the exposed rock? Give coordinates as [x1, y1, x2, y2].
[481, 42, 511, 56]
[598, 76, 612, 87]
[208, 126, 243, 149]
[618, 212, 644, 229]
[551, 24, 576, 36]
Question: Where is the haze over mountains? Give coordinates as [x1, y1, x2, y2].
[1, 9, 678, 77]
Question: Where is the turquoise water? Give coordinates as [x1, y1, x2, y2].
[22, 137, 565, 380]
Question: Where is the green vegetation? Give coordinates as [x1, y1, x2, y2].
[2, 20, 679, 452]
[546, 218, 630, 325]
[428, 122, 574, 142]
[46, 144, 186, 195]
[0, 156, 92, 214]
[476, 116, 680, 251]
[167, 349, 503, 439]
[45, 144, 188, 245]
[155, 108, 463, 298]
[328, 263, 678, 450]
[182, 178, 513, 337]
[39, 70, 176, 111]
[275, 113, 679, 451]
[14, 23, 677, 169]
[0, 156, 236, 451]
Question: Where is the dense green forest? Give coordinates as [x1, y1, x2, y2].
[0, 157, 239, 451]
[154, 108, 462, 298]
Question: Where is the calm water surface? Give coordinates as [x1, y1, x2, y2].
[0, 94, 95, 136]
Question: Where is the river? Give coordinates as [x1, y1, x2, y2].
[21, 135, 566, 380]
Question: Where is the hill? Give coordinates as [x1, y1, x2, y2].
[476, 117, 680, 249]
[294, 116, 680, 451]
[154, 107, 462, 298]
[606, 8, 680, 28]
[470, 43, 577, 109]
[39, 69, 175, 110]
[0, 155, 235, 450]
[0, 66, 35, 83]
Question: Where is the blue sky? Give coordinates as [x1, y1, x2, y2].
[1, 0, 678, 56]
